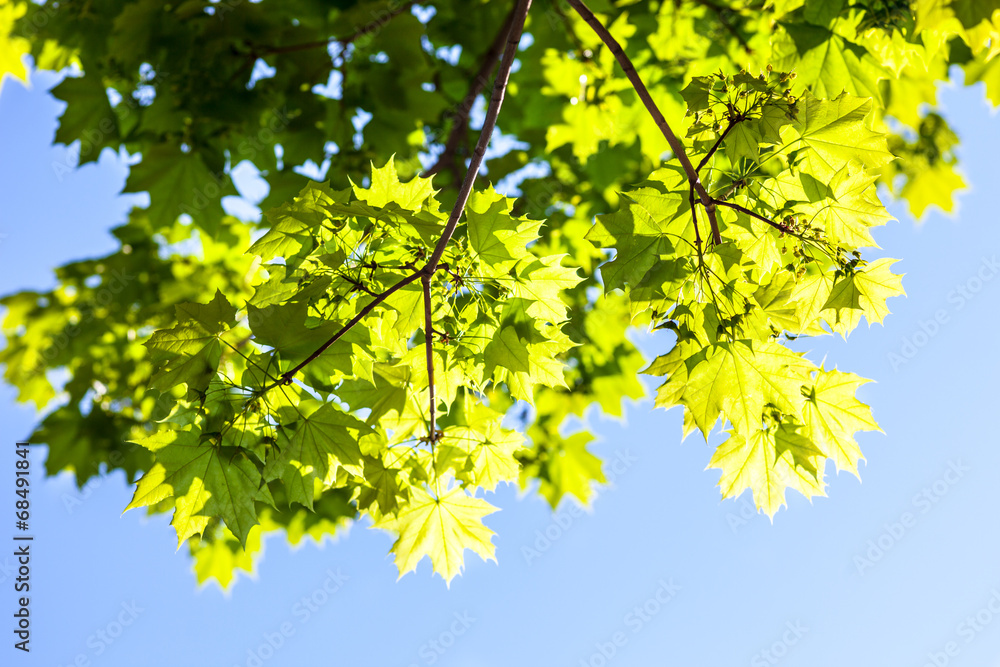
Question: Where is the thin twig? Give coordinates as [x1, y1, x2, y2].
[688, 186, 702, 249]
[696, 116, 740, 173]
[262, 272, 422, 391]
[257, 1, 417, 57]
[422, 274, 437, 443]
[422, 4, 518, 178]
[565, 0, 722, 244]
[714, 200, 791, 234]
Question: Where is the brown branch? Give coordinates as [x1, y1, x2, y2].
[713, 200, 792, 234]
[256, 1, 417, 57]
[262, 271, 422, 391]
[423, 0, 532, 273]
[261, 0, 533, 394]
[422, 3, 518, 179]
[696, 116, 740, 173]
[422, 274, 437, 443]
[688, 186, 702, 249]
[565, 0, 722, 245]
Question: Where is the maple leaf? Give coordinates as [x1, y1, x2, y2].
[801, 369, 881, 477]
[800, 165, 894, 248]
[709, 425, 826, 518]
[823, 258, 906, 330]
[466, 188, 542, 276]
[265, 402, 369, 510]
[376, 485, 498, 585]
[586, 188, 685, 292]
[790, 92, 895, 180]
[440, 421, 524, 492]
[676, 340, 817, 437]
[126, 429, 270, 548]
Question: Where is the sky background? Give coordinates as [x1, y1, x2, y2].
[1, 61, 1000, 667]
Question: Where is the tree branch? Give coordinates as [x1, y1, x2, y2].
[696, 116, 739, 173]
[423, 0, 532, 273]
[256, 1, 417, 57]
[422, 3, 518, 179]
[422, 274, 438, 443]
[565, 0, 722, 245]
[263, 271, 422, 391]
[261, 0, 533, 395]
[713, 200, 792, 234]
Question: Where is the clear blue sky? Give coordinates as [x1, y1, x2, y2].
[2, 64, 1000, 667]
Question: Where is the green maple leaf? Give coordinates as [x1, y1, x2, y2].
[248, 183, 335, 262]
[675, 340, 817, 437]
[799, 165, 893, 248]
[466, 188, 542, 276]
[376, 485, 498, 585]
[709, 425, 826, 518]
[790, 92, 895, 180]
[144, 322, 224, 393]
[823, 258, 905, 330]
[440, 421, 523, 492]
[586, 191, 683, 291]
[188, 524, 262, 588]
[532, 431, 607, 508]
[788, 270, 839, 334]
[126, 429, 269, 547]
[124, 144, 235, 232]
[509, 254, 582, 324]
[356, 453, 405, 515]
[484, 326, 568, 403]
[175, 289, 237, 331]
[900, 162, 967, 219]
[773, 24, 886, 103]
[266, 402, 369, 510]
[353, 157, 436, 211]
[802, 369, 881, 477]
[725, 121, 762, 163]
[50, 73, 119, 163]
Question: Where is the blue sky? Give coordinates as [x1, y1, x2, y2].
[2, 64, 1000, 667]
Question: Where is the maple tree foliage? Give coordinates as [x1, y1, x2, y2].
[0, 0, 995, 586]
